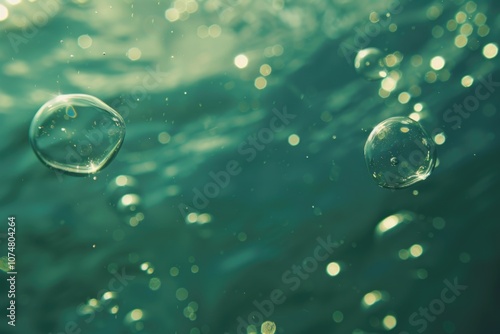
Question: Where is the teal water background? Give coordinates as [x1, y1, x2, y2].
[1, 0, 500, 333]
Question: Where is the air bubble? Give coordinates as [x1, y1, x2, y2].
[29, 94, 126, 175]
[364, 117, 436, 189]
[100, 291, 120, 314]
[354, 48, 388, 80]
[261, 321, 276, 334]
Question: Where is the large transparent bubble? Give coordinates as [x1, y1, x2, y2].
[364, 117, 436, 189]
[29, 94, 126, 175]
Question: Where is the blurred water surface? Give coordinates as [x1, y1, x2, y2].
[1, 0, 500, 333]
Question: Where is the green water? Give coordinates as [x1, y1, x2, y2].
[0, 0, 499, 333]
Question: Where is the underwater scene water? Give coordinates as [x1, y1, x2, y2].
[1, 0, 500, 333]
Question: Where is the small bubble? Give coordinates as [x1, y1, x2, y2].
[382, 315, 397, 330]
[361, 290, 386, 309]
[288, 134, 300, 146]
[326, 262, 341, 276]
[416, 268, 428, 279]
[459, 252, 471, 263]
[100, 291, 120, 314]
[261, 321, 276, 334]
[333, 311, 344, 323]
[158, 132, 171, 144]
[354, 48, 388, 80]
[29, 94, 126, 175]
[125, 309, 143, 323]
[176, 288, 189, 301]
[170, 267, 179, 276]
[77, 34, 93, 49]
[364, 117, 436, 189]
[483, 43, 498, 59]
[430, 56, 446, 70]
[237, 232, 247, 241]
[149, 277, 162, 290]
[433, 217, 446, 230]
[234, 54, 249, 69]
